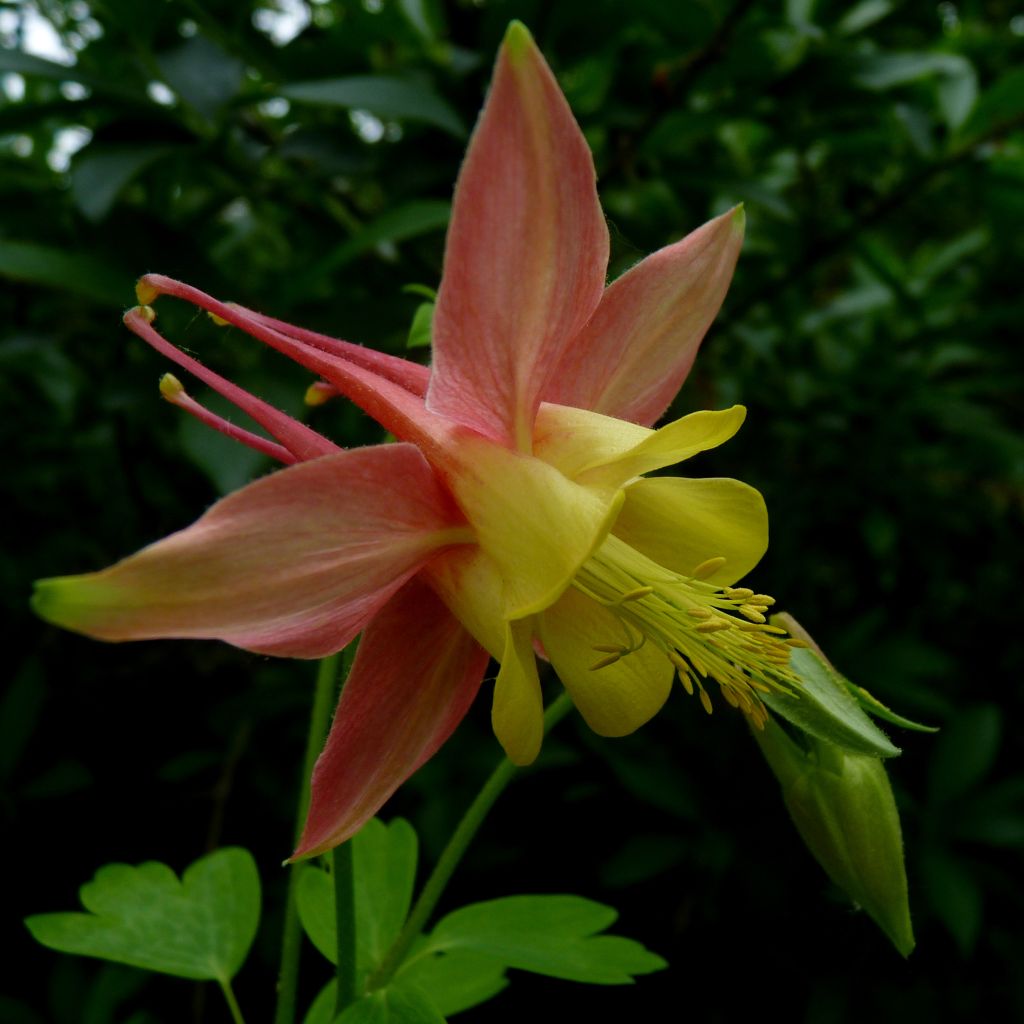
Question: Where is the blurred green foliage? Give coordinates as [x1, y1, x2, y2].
[5, 0, 1023, 1020]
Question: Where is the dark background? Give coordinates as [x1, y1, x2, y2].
[4, 0, 1023, 1020]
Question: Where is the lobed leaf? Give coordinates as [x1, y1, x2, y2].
[25, 848, 260, 982]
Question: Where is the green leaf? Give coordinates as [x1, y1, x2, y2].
[297, 818, 418, 971]
[302, 980, 338, 1024]
[71, 144, 180, 222]
[0, 50, 142, 102]
[763, 649, 901, 759]
[335, 201, 451, 268]
[920, 849, 982, 955]
[156, 35, 245, 121]
[0, 241, 129, 305]
[308, 954, 505, 1023]
[297, 202, 451, 296]
[0, 662, 46, 782]
[835, 0, 893, 35]
[397, 949, 508, 1015]
[281, 76, 465, 137]
[852, 52, 972, 90]
[928, 704, 1001, 803]
[25, 848, 260, 981]
[425, 895, 666, 985]
[398, 0, 445, 42]
[337, 983, 446, 1024]
[957, 68, 1024, 142]
[406, 302, 434, 349]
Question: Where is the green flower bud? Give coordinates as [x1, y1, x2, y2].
[754, 717, 915, 956]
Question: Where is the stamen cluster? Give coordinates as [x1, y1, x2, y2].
[573, 535, 808, 728]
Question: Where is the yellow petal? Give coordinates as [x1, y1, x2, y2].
[446, 434, 622, 619]
[539, 588, 673, 737]
[534, 403, 651, 479]
[426, 546, 506, 659]
[492, 619, 544, 764]
[533, 403, 746, 492]
[613, 476, 768, 587]
[580, 406, 746, 490]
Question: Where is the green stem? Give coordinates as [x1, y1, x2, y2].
[273, 653, 342, 1024]
[219, 978, 247, 1024]
[367, 692, 574, 991]
[333, 842, 358, 1014]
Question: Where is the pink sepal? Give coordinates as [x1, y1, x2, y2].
[34, 445, 468, 658]
[427, 26, 609, 448]
[293, 576, 489, 858]
[545, 208, 744, 426]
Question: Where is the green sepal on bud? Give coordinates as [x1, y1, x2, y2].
[763, 646, 901, 759]
[753, 718, 914, 956]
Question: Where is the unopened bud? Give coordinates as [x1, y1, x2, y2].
[754, 719, 914, 956]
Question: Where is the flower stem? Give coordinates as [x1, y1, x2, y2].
[367, 692, 574, 991]
[274, 651, 343, 1024]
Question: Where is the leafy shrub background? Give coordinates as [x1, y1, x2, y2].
[4, 0, 1023, 1020]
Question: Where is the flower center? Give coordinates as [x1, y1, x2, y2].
[572, 534, 806, 728]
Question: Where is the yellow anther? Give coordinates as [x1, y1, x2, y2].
[698, 687, 713, 715]
[696, 619, 732, 633]
[589, 653, 622, 671]
[159, 373, 186, 401]
[618, 586, 655, 603]
[304, 382, 334, 407]
[207, 310, 230, 327]
[738, 605, 767, 624]
[785, 638, 810, 648]
[687, 607, 713, 619]
[738, 622, 786, 634]
[128, 304, 156, 324]
[135, 278, 159, 305]
[724, 587, 753, 600]
[750, 594, 776, 606]
[679, 673, 694, 695]
[691, 556, 727, 580]
[721, 687, 740, 708]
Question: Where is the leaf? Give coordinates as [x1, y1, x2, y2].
[298, 202, 450, 295]
[0, 241, 128, 305]
[281, 76, 466, 137]
[928, 704, 1001, 804]
[297, 818, 418, 971]
[763, 649, 901, 759]
[25, 848, 260, 982]
[337, 983, 446, 1024]
[425, 895, 666, 985]
[406, 303, 434, 349]
[957, 68, 1024, 142]
[398, 0, 445, 42]
[71, 144, 180, 222]
[920, 849, 982, 955]
[835, 0, 893, 35]
[0, 49, 141, 102]
[156, 35, 245, 121]
[397, 949, 508, 1015]
[0, 662, 46, 781]
[852, 52, 972, 90]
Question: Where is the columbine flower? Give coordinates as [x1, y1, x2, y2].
[33, 23, 801, 858]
